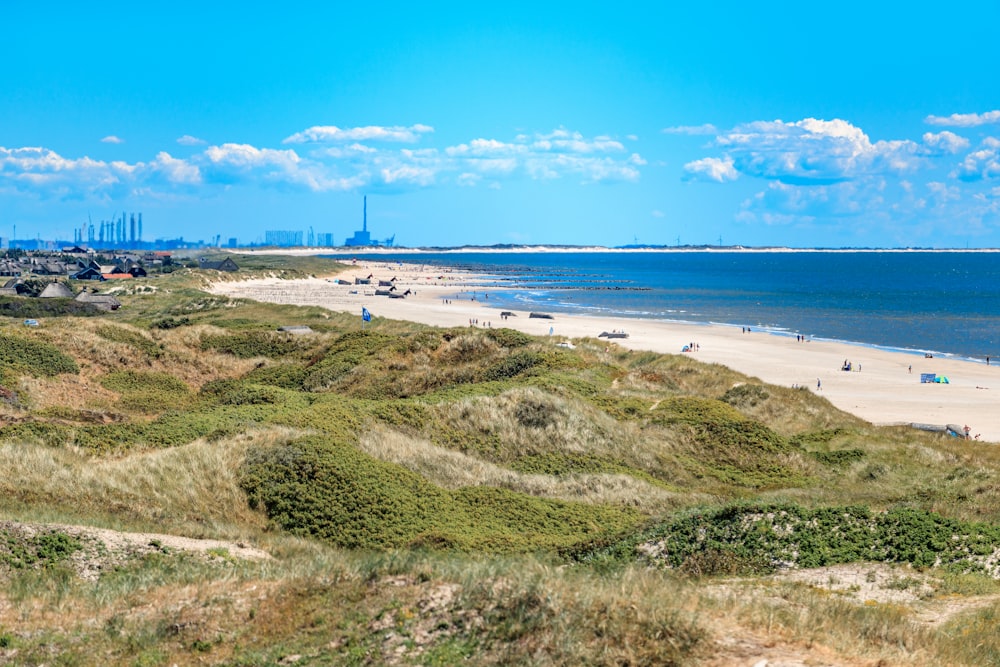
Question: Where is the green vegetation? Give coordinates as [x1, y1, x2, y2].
[0, 296, 100, 317]
[0, 331, 79, 377]
[0, 527, 82, 570]
[0, 254, 999, 665]
[580, 503, 1000, 575]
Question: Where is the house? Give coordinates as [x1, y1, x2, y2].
[71, 267, 105, 281]
[1, 279, 30, 296]
[38, 262, 71, 276]
[0, 261, 22, 277]
[75, 291, 121, 311]
[101, 273, 133, 280]
[38, 282, 75, 298]
[198, 257, 239, 272]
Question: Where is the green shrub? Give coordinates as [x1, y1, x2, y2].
[482, 351, 542, 382]
[0, 333, 79, 377]
[149, 316, 191, 330]
[0, 297, 99, 318]
[0, 528, 83, 569]
[242, 363, 309, 390]
[579, 502, 1000, 575]
[809, 449, 865, 466]
[484, 328, 533, 348]
[200, 331, 309, 358]
[239, 436, 642, 552]
[100, 370, 191, 413]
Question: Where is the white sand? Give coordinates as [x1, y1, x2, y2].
[209, 260, 1000, 443]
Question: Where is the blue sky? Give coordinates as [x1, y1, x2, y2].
[3, 1, 1000, 248]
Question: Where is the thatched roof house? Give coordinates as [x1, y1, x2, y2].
[75, 291, 120, 311]
[38, 282, 74, 298]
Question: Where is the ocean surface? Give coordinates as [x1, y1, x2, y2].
[341, 251, 1000, 361]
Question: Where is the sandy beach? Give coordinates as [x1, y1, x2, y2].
[209, 260, 1000, 443]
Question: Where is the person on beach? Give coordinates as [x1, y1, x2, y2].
[817, 378, 822, 391]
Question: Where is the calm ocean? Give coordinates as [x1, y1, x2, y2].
[342, 251, 1000, 361]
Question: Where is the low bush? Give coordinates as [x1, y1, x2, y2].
[579, 502, 1000, 575]
[0, 333, 79, 376]
[100, 370, 192, 413]
[200, 330, 310, 359]
[239, 436, 643, 552]
[482, 351, 543, 382]
[0, 528, 83, 570]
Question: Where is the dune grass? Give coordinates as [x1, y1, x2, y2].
[3, 263, 1000, 664]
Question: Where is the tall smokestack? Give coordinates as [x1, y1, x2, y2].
[363, 196, 367, 232]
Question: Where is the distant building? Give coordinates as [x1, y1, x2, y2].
[265, 230, 304, 247]
[344, 196, 393, 247]
[198, 257, 240, 272]
[316, 233, 335, 247]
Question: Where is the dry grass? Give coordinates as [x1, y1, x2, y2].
[358, 424, 705, 513]
[0, 426, 307, 538]
[436, 387, 639, 458]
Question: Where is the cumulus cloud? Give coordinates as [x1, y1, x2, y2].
[922, 131, 970, 154]
[445, 130, 640, 184]
[149, 151, 202, 185]
[0, 146, 133, 199]
[683, 156, 738, 182]
[100, 135, 124, 144]
[0, 125, 643, 200]
[283, 124, 434, 144]
[662, 124, 718, 136]
[925, 110, 1000, 127]
[711, 118, 920, 184]
[955, 147, 1000, 181]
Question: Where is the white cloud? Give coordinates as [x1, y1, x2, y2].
[150, 151, 202, 185]
[283, 124, 434, 144]
[177, 135, 207, 146]
[101, 135, 124, 144]
[925, 110, 1000, 127]
[444, 130, 640, 184]
[710, 118, 920, 183]
[380, 165, 436, 186]
[955, 147, 1000, 181]
[530, 129, 625, 154]
[651, 210, 664, 218]
[683, 156, 737, 182]
[662, 124, 718, 136]
[0, 146, 132, 199]
[922, 131, 970, 154]
[0, 125, 643, 200]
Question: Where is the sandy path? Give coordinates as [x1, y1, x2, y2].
[210, 261, 1000, 443]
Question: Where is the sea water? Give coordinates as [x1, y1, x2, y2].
[342, 251, 1000, 361]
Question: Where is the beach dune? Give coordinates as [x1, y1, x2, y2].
[209, 261, 1000, 444]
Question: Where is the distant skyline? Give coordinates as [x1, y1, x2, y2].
[3, 1, 999, 248]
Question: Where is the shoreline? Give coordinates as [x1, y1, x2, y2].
[209, 261, 1000, 444]
[227, 246, 1000, 255]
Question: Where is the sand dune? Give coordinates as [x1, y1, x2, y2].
[209, 260, 1000, 444]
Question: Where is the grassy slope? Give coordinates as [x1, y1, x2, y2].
[0, 256, 999, 665]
